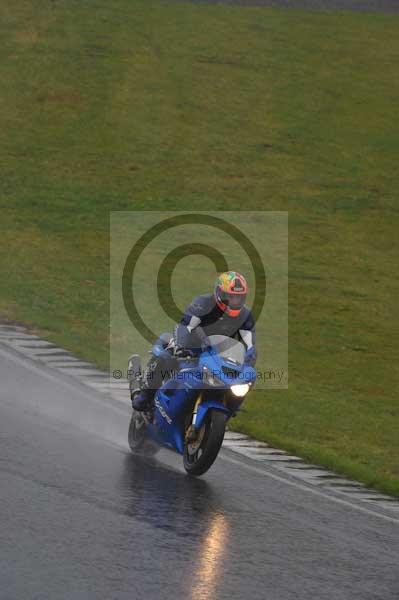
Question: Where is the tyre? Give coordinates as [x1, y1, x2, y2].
[183, 409, 227, 476]
[128, 410, 147, 453]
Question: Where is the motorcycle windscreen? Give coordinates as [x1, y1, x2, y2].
[207, 335, 245, 366]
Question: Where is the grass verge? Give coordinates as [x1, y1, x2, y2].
[1, 0, 398, 496]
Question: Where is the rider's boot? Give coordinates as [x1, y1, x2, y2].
[131, 355, 159, 412]
[131, 386, 155, 412]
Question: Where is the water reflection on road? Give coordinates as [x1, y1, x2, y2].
[119, 454, 230, 599]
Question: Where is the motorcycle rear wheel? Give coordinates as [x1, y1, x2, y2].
[183, 409, 227, 476]
[128, 409, 159, 456]
[128, 410, 147, 452]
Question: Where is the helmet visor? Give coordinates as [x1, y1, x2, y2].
[219, 290, 246, 310]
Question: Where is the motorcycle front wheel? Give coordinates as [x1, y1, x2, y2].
[183, 409, 227, 476]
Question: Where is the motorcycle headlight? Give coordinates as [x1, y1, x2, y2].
[231, 384, 250, 397]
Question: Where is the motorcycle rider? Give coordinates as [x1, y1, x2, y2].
[131, 271, 257, 411]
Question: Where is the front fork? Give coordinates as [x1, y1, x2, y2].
[185, 393, 202, 443]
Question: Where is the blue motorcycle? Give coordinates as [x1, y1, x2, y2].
[127, 332, 256, 476]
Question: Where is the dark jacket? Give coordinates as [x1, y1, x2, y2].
[180, 294, 256, 360]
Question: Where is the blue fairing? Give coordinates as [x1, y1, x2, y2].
[194, 400, 230, 430]
[144, 334, 256, 456]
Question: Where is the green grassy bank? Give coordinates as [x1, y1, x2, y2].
[1, 0, 398, 495]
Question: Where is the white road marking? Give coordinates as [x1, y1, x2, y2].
[46, 361, 96, 368]
[17, 348, 72, 357]
[221, 454, 399, 525]
[15, 341, 56, 348]
[51, 367, 109, 377]
[0, 333, 41, 340]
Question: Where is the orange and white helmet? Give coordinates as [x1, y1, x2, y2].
[214, 271, 248, 317]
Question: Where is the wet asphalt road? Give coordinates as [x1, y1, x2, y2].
[171, 0, 399, 13]
[1, 345, 399, 600]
